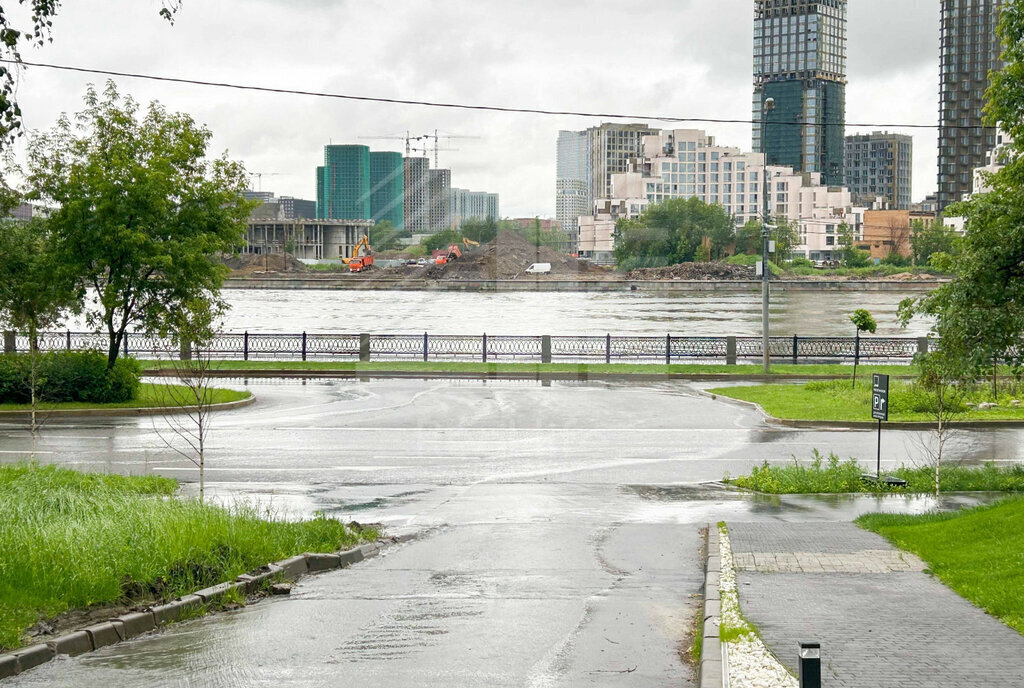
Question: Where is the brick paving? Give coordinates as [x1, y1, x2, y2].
[728, 522, 1024, 688]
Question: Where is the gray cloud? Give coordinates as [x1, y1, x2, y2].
[8, 0, 948, 216]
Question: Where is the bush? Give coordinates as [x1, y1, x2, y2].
[881, 254, 912, 267]
[842, 248, 873, 268]
[789, 256, 814, 268]
[0, 352, 142, 404]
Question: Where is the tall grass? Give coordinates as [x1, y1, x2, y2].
[0, 464, 369, 650]
[727, 451, 1024, 494]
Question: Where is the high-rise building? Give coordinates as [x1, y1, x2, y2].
[428, 169, 452, 232]
[403, 157, 430, 233]
[937, 0, 1005, 211]
[844, 132, 913, 209]
[450, 188, 499, 228]
[555, 123, 657, 252]
[317, 145, 370, 220]
[369, 151, 405, 229]
[753, 0, 847, 186]
[278, 196, 317, 220]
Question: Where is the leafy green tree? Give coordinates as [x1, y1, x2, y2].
[459, 217, 498, 244]
[23, 82, 252, 369]
[422, 229, 461, 252]
[909, 219, 958, 266]
[613, 197, 734, 270]
[369, 220, 406, 252]
[900, 2, 1024, 387]
[0, 216, 79, 430]
[773, 218, 800, 263]
[0, 2, 180, 145]
[849, 309, 877, 388]
[736, 219, 763, 255]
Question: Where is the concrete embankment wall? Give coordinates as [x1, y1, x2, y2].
[224, 277, 945, 293]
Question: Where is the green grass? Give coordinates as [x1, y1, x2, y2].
[710, 378, 1024, 422]
[142, 359, 918, 378]
[0, 382, 251, 411]
[0, 463, 373, 650]
[784, 264, 948, 278]
[858, 498, 1024, 633]
[727, 452, 1024, 494]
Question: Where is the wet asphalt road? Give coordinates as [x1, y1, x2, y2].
[1, 378, 1020, 687]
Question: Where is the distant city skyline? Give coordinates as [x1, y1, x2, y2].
[7, 0, 956, 217]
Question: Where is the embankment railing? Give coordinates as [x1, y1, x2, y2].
[2, 330, 931, 365]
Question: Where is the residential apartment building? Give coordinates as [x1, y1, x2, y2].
[428, 169, 452, 232]
[973, 127, 1013, 194]
[858, 209, 912, 260]
[844, 132, 913, 209]
[576, 128, 863, 263]
[937, 0, 1004, 211]
[450, 188, 499, 228]
[278, 196, 316, 220]
[555, 123, 658, 250]
[369, 151, 405, 229]
[317, 145, 370, 220]
[403, 156, 430, 233]
[245, 192, 316, 220]
[242, 218, 374, 261]
[753, 0, 847, 186]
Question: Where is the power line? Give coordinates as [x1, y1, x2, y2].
[1, 58, 987, 132]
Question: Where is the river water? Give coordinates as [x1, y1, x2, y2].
[200, 287, 933, 337]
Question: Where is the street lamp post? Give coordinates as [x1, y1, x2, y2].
[761, 96, 775, 373]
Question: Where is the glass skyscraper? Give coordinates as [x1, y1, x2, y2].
[937, 0, 1004, 211]
[752, 0, 847, 187]
[317, 145, 370, 220]
[369, 151, 405, 229]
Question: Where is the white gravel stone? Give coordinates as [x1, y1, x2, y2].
[718, 524, 797, 688]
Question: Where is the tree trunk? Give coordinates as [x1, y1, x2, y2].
[935, 412, 943, 498]
[107, 328, 121, 370]
[993, 363, 998, 402]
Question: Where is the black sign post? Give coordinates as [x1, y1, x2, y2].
[871, 374, 889, 477]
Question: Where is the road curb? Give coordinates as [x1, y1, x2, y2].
[700, 523, 725, 688]
[699, 389, 1024, 429]
[0, 533, 416, 680]
[0, 394, 255, 420]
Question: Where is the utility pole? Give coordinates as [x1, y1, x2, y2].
[761, 96, 775, 374]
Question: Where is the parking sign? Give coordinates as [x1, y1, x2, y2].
[872, 374, 889, 422]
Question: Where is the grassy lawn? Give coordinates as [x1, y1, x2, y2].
[858, 498, 1024, 634]
[726, 453, 1024, 493]
[709, 378, 1024, 422]
[143, 359, 918, 377]
[0, 382, 250, 412]
[0, 464, 373, 650]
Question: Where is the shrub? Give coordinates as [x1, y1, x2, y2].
[0, 352, 142, 404]
[789, 256, 814, 268]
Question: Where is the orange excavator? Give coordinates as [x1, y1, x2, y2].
[434, 244, 462, 265]
[344, 235, 375, 272]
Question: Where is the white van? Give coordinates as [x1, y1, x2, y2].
[525, 262, 552, 275]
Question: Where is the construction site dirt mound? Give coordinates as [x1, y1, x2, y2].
[626, 262, 755, 281]
[222, 253, 308, 275]
[423, 231, 615, 280]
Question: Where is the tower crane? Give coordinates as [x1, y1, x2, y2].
[249, 172, 283, 192]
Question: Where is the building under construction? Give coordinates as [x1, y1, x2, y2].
[242, 218, 374, 261]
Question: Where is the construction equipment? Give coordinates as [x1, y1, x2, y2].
[434, 244, 463, 265]
[343, 235, 375, 272]
[462, 238, 480, 249]
[249, 172, 283, 192]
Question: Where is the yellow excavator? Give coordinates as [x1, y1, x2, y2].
[462, 238, 480, 249]
[343, 235, 375, 272]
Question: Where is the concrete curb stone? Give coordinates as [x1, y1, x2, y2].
[13, 644, 55, 673]
[47, 630, 92, 657]
[699, 522, 725, 688]
[0, 653, 16, 679]
[119, 611, 156, 639]
[0, 535, 407, 679]
[0, 394, 255, 421]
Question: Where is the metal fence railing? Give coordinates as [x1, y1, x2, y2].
[2, 330, 931, 365]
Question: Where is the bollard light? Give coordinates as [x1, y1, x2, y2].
[799, 642, 821, 688]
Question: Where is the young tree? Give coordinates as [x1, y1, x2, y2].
[24, 82, 252, 370]
[909, 219, 958, 266]
[0, 2, 180, 145]
[914, 350, 971, 496]
[0, 217, 78, 432]
[153, 298, 222, 503]
[848, 309, 877, 389]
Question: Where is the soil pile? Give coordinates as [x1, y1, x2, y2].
[222, 253, 307, 275]
[424, 231, 613, 280]
[626, 262, 755, 280]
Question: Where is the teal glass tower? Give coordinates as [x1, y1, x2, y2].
[317, 145, 370, 220]
[369, 151, 405, 229]
[752, 0, 847, 186]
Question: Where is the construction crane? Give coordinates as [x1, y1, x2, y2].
[249, 172, 282, 192]
[419, 130, 482, 167]
[358, 132, 414, 155]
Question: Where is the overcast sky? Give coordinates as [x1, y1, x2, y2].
[9, 0, 942, 218]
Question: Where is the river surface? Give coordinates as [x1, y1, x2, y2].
[62, 288, 936, 336]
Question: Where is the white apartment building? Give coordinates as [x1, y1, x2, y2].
[576, 128, 863, 262]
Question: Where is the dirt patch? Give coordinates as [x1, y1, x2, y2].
[626, 262, 755, 281]
[422, 231, 617, 280]
[222, 253, 307, 276]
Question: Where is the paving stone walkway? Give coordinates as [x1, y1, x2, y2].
[728, 522, 1024, 688]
